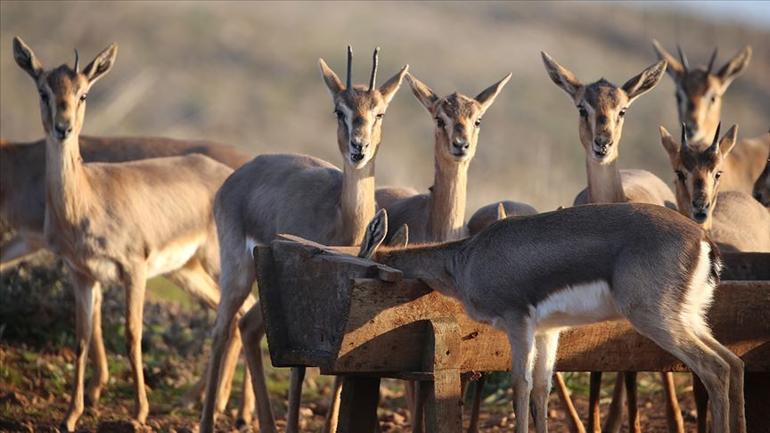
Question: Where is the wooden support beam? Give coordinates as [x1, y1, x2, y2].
[335, 376, 380, 433]
[423, 318, 463, 433]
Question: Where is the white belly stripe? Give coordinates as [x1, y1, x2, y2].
[534, 280, 621, 331]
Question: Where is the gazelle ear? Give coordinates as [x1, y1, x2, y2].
[475, 73, 512, 113]
[622, 60, 667, 104]
[406, 73, 439, 113]
[358, 209, 388, 259]
[389, 224, 409, 249]
[83, 43, 117, 85]
[651, 40, 685, 81]
[717, 46, 751, 89]
[716, 124, 738, 159]
[541, 52, 582, 100]
[379, 65, 409, 105]
[319, 58, 345, 96]
[659, 125, 681, 165]
[13, 36, 44, 80]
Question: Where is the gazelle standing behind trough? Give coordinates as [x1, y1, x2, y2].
[12, 37, 255, 432]
[652, 41, 770, 196]
[660, 124, 770, 253]
[754, 157, 770, 207]
[203, 46, 408, 433]
[359, 203, 744, 433]
[541, 52, 682, 433]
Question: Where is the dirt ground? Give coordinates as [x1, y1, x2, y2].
[0, 259, 700, 433]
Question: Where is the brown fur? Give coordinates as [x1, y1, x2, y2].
[753, 158, 770, 206]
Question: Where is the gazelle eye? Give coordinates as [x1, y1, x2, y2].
[334, 109, 343, 119]
[435, 117, 445, 128]
[676, 170, 687, 182]
[376, 113, 385, 120]
[474, 119, 481, 127]
[39, 91, 48, 101]
[619, 109, 627, 118]
[80, 93, 88, 102]
[715, 171, 722, 180]
[578, 107, 588, 118]
[675, 93, 682, 103]
[710, 95, 718, 104]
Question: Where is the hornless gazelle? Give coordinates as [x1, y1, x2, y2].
[12, 37, 255, 432]
[659, 123, 770, 253]
[541, 51, 682, 433]
[652, 41, 770, 196]
[202, 46, 408, 433]
[1, 136, 250, 271]
[359, 204, 744, 433]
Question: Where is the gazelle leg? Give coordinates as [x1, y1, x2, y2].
[623, 372, 640, 433]
[693, 375, 709, 433]
[124, 265, 149, 424]
[695, 330, 745, 433]
[504, 317, 536, 433]
[603, 373, 625, 433]
[323, 376, 343, 433]
[553, 373, 585, 433]
[0, 233, 46, 272]
[86, 282, 109, 408]
[626, 317, 730, 433]
[587, 372, 602, 433]
[660, 372, 685, 433]
[200, 259, 256, 433]
[286, 367, 306, 433]
[239, 301, 277, 433]
[61, 270, 97, 433]
[531, 331, 559, 433]
[237, 364, 256, 428]
[467, 374, 485, 433]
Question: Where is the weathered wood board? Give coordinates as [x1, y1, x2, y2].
[256, 239, 770, 375]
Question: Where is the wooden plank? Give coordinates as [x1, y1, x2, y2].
[335, 376, 380, 433]
[721, 252, 770, 280]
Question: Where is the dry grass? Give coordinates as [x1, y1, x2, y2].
[1, 1, 768, 212]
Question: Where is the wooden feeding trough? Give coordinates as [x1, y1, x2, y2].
[255, 236, 770, 433]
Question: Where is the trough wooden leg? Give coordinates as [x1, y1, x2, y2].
[588, 372, 602, 433]
[624, 372, 641, 433]
[336, 376, 380, 433]
[745, 372, 770, 433]
[423, 318, 463, 433]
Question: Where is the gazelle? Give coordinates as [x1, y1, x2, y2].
[1, 136, 250, 270]
[12, 37, 255, 432]
[541, 51, 682, 433]
[754, 157, 770, 207]
[652, 41, 770, 196]
[359, 204, 744, 433]
[467, 201, 537, 237]
[659, 124, 770, 253]
[203, 46, 407, 433]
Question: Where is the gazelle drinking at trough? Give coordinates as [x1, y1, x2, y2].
[12, 37, 255, 431]
[652, 41, 770, 196]
[541, 52, 682, 433]
[202, 46, 408, 433]
[358, 204, 744, 433]
[659, 123, 770, 253]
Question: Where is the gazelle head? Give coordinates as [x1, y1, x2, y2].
[13, 37, 117, 144]
[406, 72, 511, 163]
[541, 52, 666, 165]
[653, 41, 751, 143]
[319, 46, 408, 170]
[659, 123, 738, 227]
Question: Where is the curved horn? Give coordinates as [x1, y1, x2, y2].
[74, 49, 80, 73]
[681, 122, 690, 151]
[707, 47, 718, 74]
[346, 45, 353, 90]
[369, 46, 380, 91]
[677, 44, 690, 74]
[708, 122, 722, 154]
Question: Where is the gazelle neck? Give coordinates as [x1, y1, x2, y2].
[585, 156, 626, 203]
[428, 155, 468, 241]
[377, 240, 464, 298]
[45, 134, 91, 224]
[340, 161, 376, 246]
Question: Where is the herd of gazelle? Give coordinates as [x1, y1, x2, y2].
[1, 34, 768, 433]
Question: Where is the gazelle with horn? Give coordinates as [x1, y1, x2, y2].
[541, 52, 683, 433]
[358, 203, 744, 433]
[203, 46, 408, 433]
[652, 41, 770, 196]
[660, 123, 770, 252]
[11, 37, 255, 432]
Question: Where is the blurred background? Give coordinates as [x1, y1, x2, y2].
[2, 1, 768, 212]
[1, 2, 769, 431]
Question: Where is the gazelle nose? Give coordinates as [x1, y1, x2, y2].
[684, 123, 697, 139]
[54, 122, 72, 139]
[594, 136, 611, 147]
[453, 139, 469, 150]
